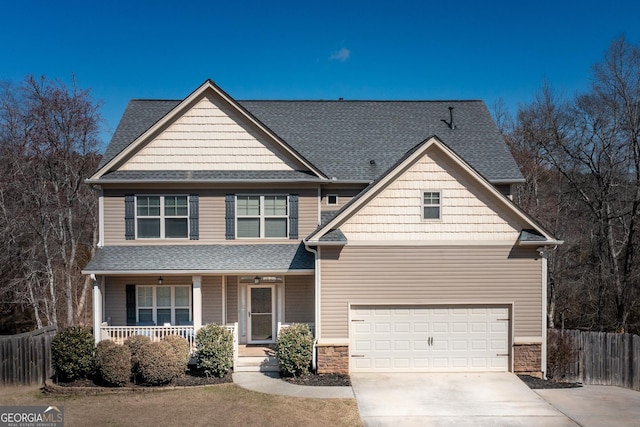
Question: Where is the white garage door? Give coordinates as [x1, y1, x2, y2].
[350, 305, 510, 372]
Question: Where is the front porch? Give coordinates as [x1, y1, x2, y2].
[98, 322, 313, 372]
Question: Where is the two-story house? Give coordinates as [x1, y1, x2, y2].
[83, 80, 561, 376]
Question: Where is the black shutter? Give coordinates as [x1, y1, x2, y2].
[225, 194, 235, 240]
[189, 194, 199, 240]
[125, 195, 135, 240]
[126, 284, 136, 326]
[289, 194, 298, 239]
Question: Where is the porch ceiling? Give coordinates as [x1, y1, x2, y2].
[82, 243, 314, 274]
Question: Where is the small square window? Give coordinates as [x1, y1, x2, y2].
[423, 191, 441, 220]
[326, 194, 338, 205]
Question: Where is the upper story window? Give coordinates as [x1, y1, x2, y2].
[423, 191, 441, 220]
[237, 195, 288, 238]
[137, 195, 189, 238]
[326, 194, 338, 206]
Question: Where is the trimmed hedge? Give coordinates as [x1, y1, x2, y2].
[124, 334, 151, 381]
[275, 323, 313, 377]
[51, 326, 95, 382]
[195, 324, 233, 377]
[137, 341, 182, 385]
[162, 334, 191, 372]
[95, 340, 131, 386]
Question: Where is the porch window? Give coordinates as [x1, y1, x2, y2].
[236, 195, 288, 238]
[423, 191, 441, 220]
[136, 195, 188, 239]
[136, 285, 191, 325]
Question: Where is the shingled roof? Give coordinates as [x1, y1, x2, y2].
[97, 97, 523, 183]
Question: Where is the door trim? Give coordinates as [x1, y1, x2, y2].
[247, 284, 276, 344]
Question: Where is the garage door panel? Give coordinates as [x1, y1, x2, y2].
[350, 305, 510, 373]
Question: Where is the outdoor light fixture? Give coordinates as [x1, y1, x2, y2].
[254, 276, 260, 284]
[158, 276, 163, 285]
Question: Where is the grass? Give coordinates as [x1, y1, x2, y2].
[0, 384, 362, 427]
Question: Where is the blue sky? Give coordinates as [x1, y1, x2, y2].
[2, 0, 639, 148]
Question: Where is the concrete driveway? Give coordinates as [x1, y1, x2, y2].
[351, 372, 575, 426]
[535, 384, 640, 427]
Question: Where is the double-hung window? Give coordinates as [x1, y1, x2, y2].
[136, 195, 188, 238]
[137, 285, 191, 325]
[423, 191, 441, 220]
[237, 195, 288, 238]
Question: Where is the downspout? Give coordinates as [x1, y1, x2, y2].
[303, 241, 319, 371]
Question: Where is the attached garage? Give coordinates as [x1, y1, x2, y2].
[350, 305, 511, 372]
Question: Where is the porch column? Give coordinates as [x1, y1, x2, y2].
[192, 276, 202, 333]
[92, 275, 102, 345]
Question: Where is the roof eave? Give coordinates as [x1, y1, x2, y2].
[82, 268, 315, 275]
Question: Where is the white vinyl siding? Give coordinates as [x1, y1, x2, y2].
[119, 94, 300, 171]
[340, 148, 522, 240]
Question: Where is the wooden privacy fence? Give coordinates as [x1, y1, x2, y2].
[0, 326, 57, 385]
[549, 329, 640, 391]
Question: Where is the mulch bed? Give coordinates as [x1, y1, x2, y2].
[45, 372, 232, 395]
[518, 375, 581, 389]
[281, 373, 351, 387]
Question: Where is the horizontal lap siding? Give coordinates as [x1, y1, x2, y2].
[226, 276, 238, 324]
[103, 188, 318, 245]
[202, 276, 223, 325]
[319, 245, 541, 340]
[285, 275, 314, 323]
[104, 275, 194, 326]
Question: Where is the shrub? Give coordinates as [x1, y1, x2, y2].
[195, 324, 233, 377]
[124, 334, 152, 380]
[51, 326, 95, 382]
[95, 340, 131, 386]
[136, 341, 182, 385]
[162, 334, 191, 373]
[275, 323, 313, 377]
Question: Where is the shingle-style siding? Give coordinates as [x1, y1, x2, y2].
[119, 94, 300, 172]
[340, 148, 523, 241]
[226, 276, 238, 324]
[285, 275, 314, 323]
[102, 188, 318, 245]
[319, 245, 542, 340]
[202, 276, 223, 325]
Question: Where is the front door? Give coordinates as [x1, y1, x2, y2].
[248, 285, 275, 344]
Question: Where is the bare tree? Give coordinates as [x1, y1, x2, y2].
[0, 76, 101, 330]
[508, 37, 640, 333]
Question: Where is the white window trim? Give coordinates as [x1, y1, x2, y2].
[135, 195, 189, 239]
[422, 190, 442, 221]
[136, 285, 192, 325]
[236, 194, 289, 239]
[326, 194, 339, 206]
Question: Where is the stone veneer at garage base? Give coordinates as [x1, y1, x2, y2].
[316, 344, 543, 376]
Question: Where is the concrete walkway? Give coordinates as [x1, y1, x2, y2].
[232, 371, 354, 399]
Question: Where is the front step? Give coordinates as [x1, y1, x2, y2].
[234, 356, 279, 372]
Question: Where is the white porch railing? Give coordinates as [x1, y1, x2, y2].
[100, 323, 239, 358]
[277, 322, 315, 337]
[100, 325, 196, 350]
